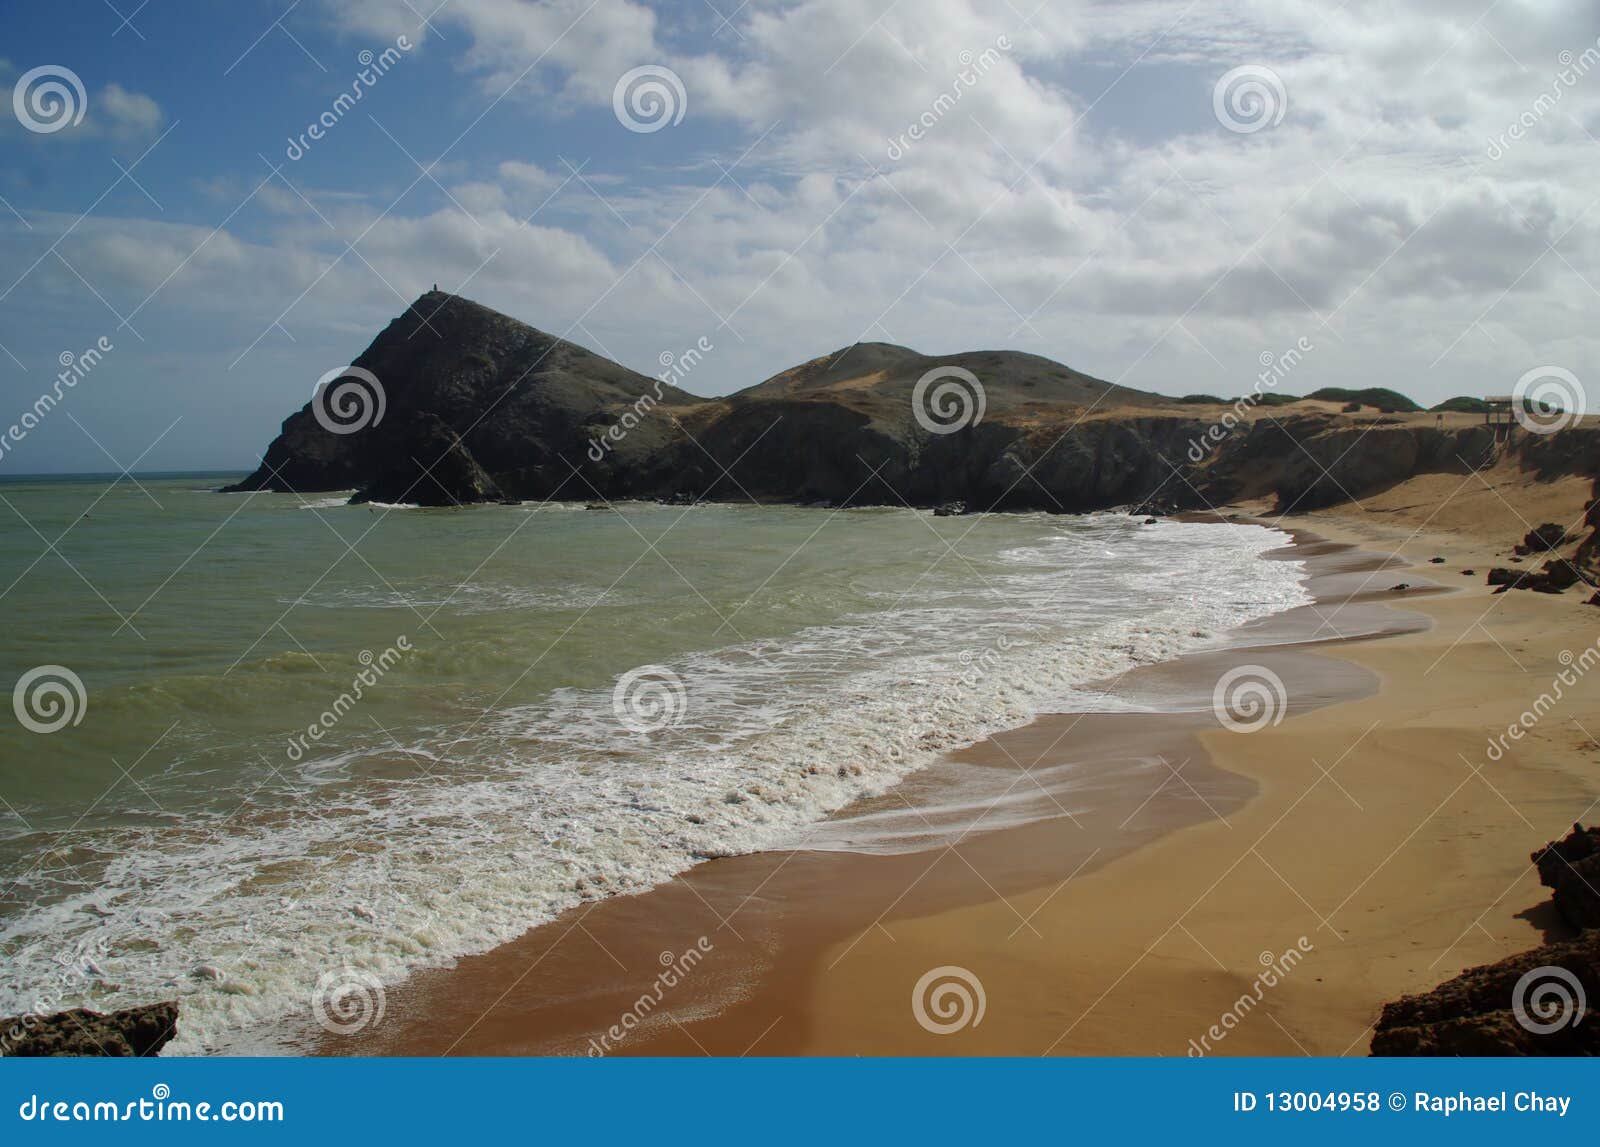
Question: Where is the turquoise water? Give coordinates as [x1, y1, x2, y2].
[0, 474, 1309, 1051]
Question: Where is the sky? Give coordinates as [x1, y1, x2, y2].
[0, 0, 1597, 473]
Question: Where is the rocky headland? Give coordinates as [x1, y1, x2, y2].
[227, 291, 1600, 528]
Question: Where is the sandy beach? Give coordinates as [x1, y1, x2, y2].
[309, 458, 1599, 1058]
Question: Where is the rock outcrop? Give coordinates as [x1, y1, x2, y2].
[1369, 933, 1599, 1056]
[1371, 825, 1599, 1056]
[229, 291, 1600, 515]
[1535, 824, 1600, 932]
[1, 1001, 178, 1057]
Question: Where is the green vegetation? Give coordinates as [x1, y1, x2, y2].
[1176, 394, 1228, 405]
[1430, 396, 1491, 413]
[1303, 386, 1422, 412]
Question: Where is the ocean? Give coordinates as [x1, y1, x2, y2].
[0, 474, 1310, 1052]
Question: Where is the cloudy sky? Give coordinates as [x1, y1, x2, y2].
[1, 0, 1597, 472]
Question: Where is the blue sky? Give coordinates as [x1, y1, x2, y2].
[1, 0, 1597, 472]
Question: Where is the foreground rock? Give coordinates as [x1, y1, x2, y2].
[1, 1001, 178, 1057]
[1371, 825, 1598, 1056]
[1369, 934, 1599, 1056]
[1535, 824, 1600, 931]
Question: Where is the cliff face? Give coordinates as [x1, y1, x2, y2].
[229, 292, 1600, 515]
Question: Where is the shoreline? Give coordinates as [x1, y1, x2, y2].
[310, 517, 1447, 1056]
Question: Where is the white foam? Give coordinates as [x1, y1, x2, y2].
[0, 517, 1310, 1054]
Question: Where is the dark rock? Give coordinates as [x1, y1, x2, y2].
[1523, 523, 1570, 552]
[1, 1001, 178, 1057]
[1429, 557, 1445, 564]
[933, 501, 965, 517]
[1589, 592, 1600, 606]
[1370, 931, 1599, 1055]
[1462, 569, 1475, 576]
[1390, 583, 1411, 591]
[1533, 824, 1600, 932]
[1143, 517, 1157, 525]
[228, 291, 1600, 517]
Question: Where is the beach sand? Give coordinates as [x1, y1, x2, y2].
[321, 465, 1600, 1057]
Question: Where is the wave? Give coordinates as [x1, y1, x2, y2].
[0, 518, 1309, 1054]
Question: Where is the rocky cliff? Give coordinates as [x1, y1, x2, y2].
[228, 292, 1600, 517]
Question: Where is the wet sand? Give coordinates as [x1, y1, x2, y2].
[318, 522, 1480, 1056]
